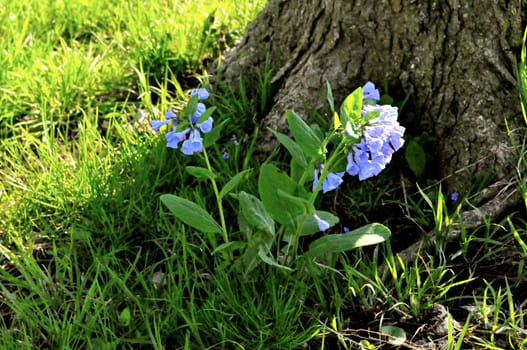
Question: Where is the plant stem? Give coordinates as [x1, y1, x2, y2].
[202, 146, 229, 244]
[290, 139, 347, 261]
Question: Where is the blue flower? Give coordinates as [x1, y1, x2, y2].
[363, 81, 380, 101]
[150, 109, 178, 131]
[313, 214, 330, 232]
[312, 165, 345, 193]
[222, 151, 229, 159]
[347, 103, 405, 181]
[151, 119, 171, 132]
[231, 134, 239, 146]
[181, 129, 203, 155]
[165, 127, 189, 149]
[190, 103, 206, 123]
[165, 109, 177, 119]
[153, 88, 215, 155]
[190, 88, 210, 100]
[450, 191, 459, 201]
[197, 117, 213, 133]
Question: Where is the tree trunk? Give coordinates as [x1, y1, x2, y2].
[216, 0, 526, 190]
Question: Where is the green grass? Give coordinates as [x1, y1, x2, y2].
[1, 1, 527, 349]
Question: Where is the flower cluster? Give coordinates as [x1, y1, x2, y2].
[150, 88, 214, 155]
[313, 82, 405, 193]
[346, 102, 405, 180]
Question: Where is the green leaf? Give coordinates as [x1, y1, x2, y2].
[270, 129, 307, 168]
[119, 307, 131, 327]
[197, 106, 217, 123]
[160, 194, 223, 234]
[277, 189, 312, 213]
[212, 241, 245, 255]
[258, 249, 293, 272]
[298, 211, 339, 236]
[204, 119, 228, 147]
[326, 80, 335, 112]
[340, 87, 363, 126]
[185, 166, 216, 180]
[290, 158, 306, 183]
[405, 139, 426, 178]
[285, 110, 323, 159]
[238, 191, 275, 235]
[219, 169, 251, 199]
[305, 223, 390, 258]
[258, 164, 303, 228]
[380, 325, 406, 346]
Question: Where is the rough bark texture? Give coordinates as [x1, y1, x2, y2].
[217, 0, 526, 190]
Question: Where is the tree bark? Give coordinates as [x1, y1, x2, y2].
[216, 0, 526, 190]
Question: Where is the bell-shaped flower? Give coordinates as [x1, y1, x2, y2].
[197, 117, 214, 133]
[363, 81, 380, 101]
[313, 214, 330, 232]
[312, 164, 345, 193]
[150, 109, 178, 131]
[190, 88, 210, 100]
[151, 119, 172, 132]
[180, 129, 203, 155]
[165, 127, 189, 149]
[190, 103, 206, 123]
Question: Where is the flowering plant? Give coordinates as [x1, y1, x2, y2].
[154, 82, 404, 273]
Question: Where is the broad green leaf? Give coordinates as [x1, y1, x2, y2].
[258, 249, 293, 272]
[305, 223, 390, 258]
[298, 211, 339, 236]
[258, 164, 303, 228]
[219, 169, 251, 199]
[277, 189, 312, 213]
[204, 119, 228, 147]
[160, 194, 223, 234]
[285, 110, 323, 159]
[185, 166, 216, 180]
[340, 87, 363, 126]
[290, 158, 306, 183]
[405, 139, 426, 178]
[270, 129, 307, 167]
[238, 191, 275, 235]
[380, 325, 406, 346]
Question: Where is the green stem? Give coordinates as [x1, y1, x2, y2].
[202, 146, 229, 244]
[290, 139, 347, 261]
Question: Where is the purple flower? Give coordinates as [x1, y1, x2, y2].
[180, 129, 203, 155]
[313, 214, 330, 232]
[165, 127, 189, 149]
[312, 165, 345, 193]
[222, 151, 229, 159]
[450, 191, 459, 201]
[190, 88, 210, 100]
[343, 226, 350, 233]
[363, 81, 380, 101]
